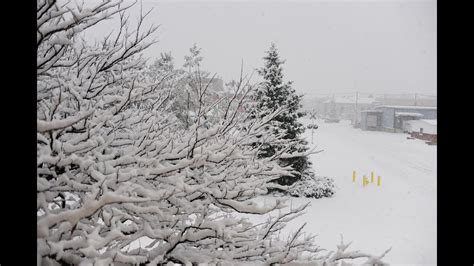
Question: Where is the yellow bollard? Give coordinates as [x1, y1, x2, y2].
[371, 172, 374, 183]
[352, 171, 356, 182]
[362, 176, 367, 187]
[377, 176, 381, 186]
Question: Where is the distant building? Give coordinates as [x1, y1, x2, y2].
[404, 119, 437, 144]
[180, 76, 224, 92]
[373, 95, 437, 107]
[359, 110, 383, 131]
[404, 119, 437, 134]
[322, 96, 376, 121]
[203, 77, 224, 92]
[359, 105, 437, 133]
[303, 94, 437, 122]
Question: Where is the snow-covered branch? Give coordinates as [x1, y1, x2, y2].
[37, 109, 94, 133]
[37, 1, 389, 265]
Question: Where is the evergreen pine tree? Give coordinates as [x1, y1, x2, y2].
[255, 43, 313, 186]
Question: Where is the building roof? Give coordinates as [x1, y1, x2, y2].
[395, 112, 424, 117]
[375, 105, 437, 110]
[360, 110, 383, 113]
[404, 119, 437, 127]
[404, 119, 437, 134]
[421, 119, 437, 126]
[324, 97, 375, 105]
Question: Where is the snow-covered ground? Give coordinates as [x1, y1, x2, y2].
[273, 119, 437, 265]
[131, 118, 436, 265]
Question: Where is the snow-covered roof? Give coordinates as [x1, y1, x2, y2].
[360, 110, 383, 113]
[324, 97, 375, 105]
[376, 105, 437, 110]
[421, 119, 437, 126]
[395, 112, 424, 117]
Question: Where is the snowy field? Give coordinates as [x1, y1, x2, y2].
[251, 119, 437, 265]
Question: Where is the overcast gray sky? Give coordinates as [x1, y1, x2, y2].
[87, 0, 436, 97]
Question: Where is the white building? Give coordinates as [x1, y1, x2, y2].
[403, 119, 437, 135]
[321, 96, 376, 121]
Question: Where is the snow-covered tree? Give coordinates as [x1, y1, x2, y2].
[37, 1, 389, 264]
[147, 44, 224, 129]
[146, 52, 189, 127]
[254, 43, 310, 186]
[148, 52, 178, 82]
[254, 44, 335, 199]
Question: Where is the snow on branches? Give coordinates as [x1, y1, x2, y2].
[37, 1, 389, 265]
[253, 43, 335, 193]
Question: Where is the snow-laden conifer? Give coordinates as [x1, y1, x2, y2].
[254, 44, 335, 198]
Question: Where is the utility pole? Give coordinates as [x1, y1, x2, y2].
[414, 93, 417, 106]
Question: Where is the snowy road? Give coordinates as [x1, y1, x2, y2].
[286, 119, 437, 265]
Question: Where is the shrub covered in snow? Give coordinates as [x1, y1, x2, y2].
[288, 174, 336, 199]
